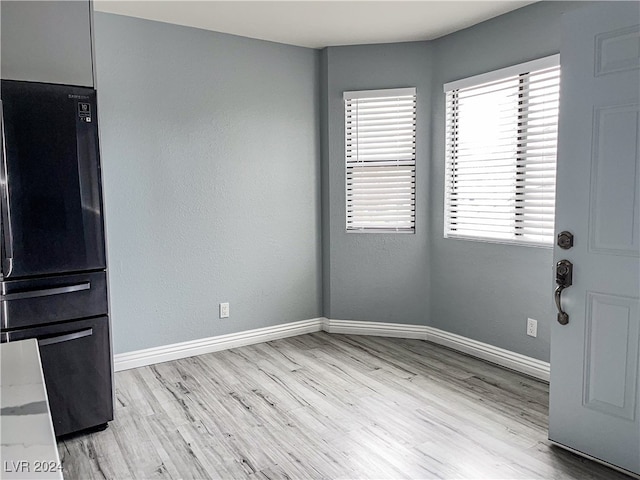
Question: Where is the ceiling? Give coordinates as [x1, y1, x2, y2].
[94, 1, 535, 49]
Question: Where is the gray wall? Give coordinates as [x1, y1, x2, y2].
[429, 1, 593, 361]
[95, 2, 597, 361]
[322, 2, 596, 362]
[323, 42, 433, 324]
[93, 13, 322, 354]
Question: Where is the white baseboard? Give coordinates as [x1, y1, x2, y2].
[113, 318, 324, 371]
[326, 319, 550, 382]
[424, 325, 550, 382]
[114, 317, 550, 382]
[323, 318, 426, 339]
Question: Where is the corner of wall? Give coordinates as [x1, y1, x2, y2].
[319, 47, 331, 319]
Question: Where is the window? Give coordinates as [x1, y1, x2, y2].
[444, 55, 560, 246]
[344, 87, 416, 232]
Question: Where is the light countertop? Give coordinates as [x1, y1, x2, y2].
[1, 339, 63, 480]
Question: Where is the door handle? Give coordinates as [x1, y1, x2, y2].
[38, 328, 93, 346]
[555, 260, 573, 325]
[555, 285, 569, 325]
[0, 100, 14, 277]
[0, 282, 90, 301]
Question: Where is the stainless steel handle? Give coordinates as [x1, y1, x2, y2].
[0, 100, 14, 277]
[0, 282, 90, 301]
[555, 284, 569, 325]
[38, 328, 93, 346]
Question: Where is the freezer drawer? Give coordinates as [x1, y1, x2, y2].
[1, 271, 107, 330]
[3, 316, 113, 436]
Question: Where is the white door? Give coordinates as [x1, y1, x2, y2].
[549, 2, 640, 475]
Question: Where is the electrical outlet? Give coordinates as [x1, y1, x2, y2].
[219, 302, 229, 319]
[527, 318, 538, 337]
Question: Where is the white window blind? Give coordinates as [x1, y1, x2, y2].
[444, 55, 560, 246]
[344, 87, 416, 232]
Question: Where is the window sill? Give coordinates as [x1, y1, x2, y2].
[347, 229, 416, 234]
[444, 233, 553, 249]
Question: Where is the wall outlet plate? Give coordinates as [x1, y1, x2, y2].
[527, 318, 538, 337]
[219, 302, 229, 318]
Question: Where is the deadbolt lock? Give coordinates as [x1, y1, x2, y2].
[557, 231, 574, 250]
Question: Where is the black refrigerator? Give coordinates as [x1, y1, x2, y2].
[0, 80, 113, 437]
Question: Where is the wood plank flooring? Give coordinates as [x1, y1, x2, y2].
[58, 333, 631, 479]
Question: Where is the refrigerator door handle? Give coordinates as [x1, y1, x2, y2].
[0, 282, 91, 301]
[38, 328, 93, 347]
[0, 100, 14, 277]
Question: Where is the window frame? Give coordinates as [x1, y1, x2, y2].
[443, 55, 560, 248]
[344, 87, 417, 234]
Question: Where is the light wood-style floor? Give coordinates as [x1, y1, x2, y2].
[58, 333, 631, 479]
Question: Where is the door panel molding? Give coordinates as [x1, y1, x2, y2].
[583, 291, 639, 421]
[595, 25, 640, 76]
[589, 103, 640, 257]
